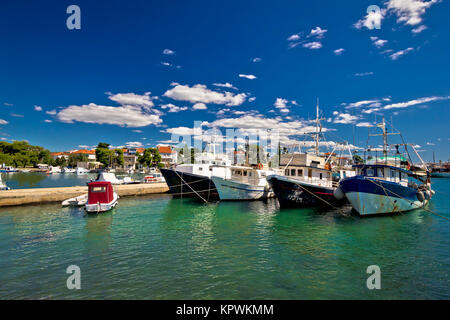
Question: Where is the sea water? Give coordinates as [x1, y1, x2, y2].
[0, 178, 449, 299]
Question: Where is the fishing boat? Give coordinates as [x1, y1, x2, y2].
[85, 181, 118, 213]
[62, 194, 88, 207]
[267, 102, 354, 208]
[76, 167, 89, 175]
[95, 172, 123, 184]
[0, 175, 10, 190]
[160, 152, 231, 202]
[337, 119, 434, 216]
[212, 165, 277, 200]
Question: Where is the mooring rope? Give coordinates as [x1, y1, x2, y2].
[173, 170, 208, 203]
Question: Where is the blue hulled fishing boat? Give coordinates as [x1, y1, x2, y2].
[336, 119, 434, 216]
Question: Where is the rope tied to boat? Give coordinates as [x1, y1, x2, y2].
[173, 170, 209, 203]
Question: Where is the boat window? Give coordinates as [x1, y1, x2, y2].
[297, 169, 303, 176]
[91, 186, 106, 192]
[327, 172, 331, 179]
[320, 173, 323, 179]
[366, 168, 375, 177]
[285, 169, 289, 176]
[199, 167, 203, 171]
[377, 168, 384, 177]
[260, 172, 266, 177]
[249, 172, 252, 177]
[391, 170, 396, 178]
[243, 171, 247, 176]
[291, 169, 296, 176]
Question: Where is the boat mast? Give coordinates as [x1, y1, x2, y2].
[314, 98, 325, 156]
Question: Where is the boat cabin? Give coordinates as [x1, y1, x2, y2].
[87, 181, 115, 205]
[280, 153, 333, 187]
[353, 164, 410, 187]
[229, 166, 273, 186]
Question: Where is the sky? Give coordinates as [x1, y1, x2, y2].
[0, 0, 449, 161]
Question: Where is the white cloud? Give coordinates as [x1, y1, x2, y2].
[344, 99, 380, 109]
[386, 0, 438, 26]
[46, 110, 57, 115]
[354, 72, 374, 77]
[383, 96, 450, 110]
[108, 92, 154, 109]
[34, 105, 42, 111]
[356, 122, 373, 127]
[126, 141, 143, 148]
[389, 47, 414, 60]
[161, 103, 188, 112]
[161, 62, 172, 67]
[334, 48, 345, 55]
[302, 41, 322, 49]
[3, 103, 13, 106]
[163, 83, 247, 106]
[274, 98, 288, 109]
[0, 119, 8, 125]
[308, 27, 327, 39]
[252, 57, 262, 63]
[333, 113, 359, 124]
[248, 97, 256, 102]
[354, 8, 386, 29]
[238, 74, 257, 80]
[426, 142, 435, 146]
[370, 36, 388, 48]
[162, 49, 175, 55]
[44, 119, 52, 123]
[287, 34, 301, 41]
[412, 25, 427, 33]
[165, 126, 201, 136]
[132, 130, 143, 133]
[213, 82, 237, 90]
[56, 103, 163, 127]
[192, 103, 207, 110]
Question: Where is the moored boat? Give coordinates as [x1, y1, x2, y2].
[62, 194, 88, 207]
[85, 181, 118, 213]
[76, 167, 89, 175]
[212, 165, 277, 200]
[337, 119, 434, 216]
[0, 175, 11, 190]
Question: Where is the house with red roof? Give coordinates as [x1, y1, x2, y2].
[157, 145, 177, 166]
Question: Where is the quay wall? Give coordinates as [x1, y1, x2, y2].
[0, 183, 169, 207]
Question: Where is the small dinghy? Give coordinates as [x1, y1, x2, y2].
[0, 175, 11, 190]
[62, 194, 88, 207]
[85, 181, 118, 213]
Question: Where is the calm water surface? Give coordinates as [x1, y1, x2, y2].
[0, 178, 449, 299]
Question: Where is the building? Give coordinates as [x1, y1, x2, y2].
[157, 145, 177, 166]
[72, 149, 96, 161]
[50, 152, 70, 160]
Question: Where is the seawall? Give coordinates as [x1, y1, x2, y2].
[0, 183, 169, 207]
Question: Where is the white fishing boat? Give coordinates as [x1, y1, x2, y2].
[212, 165, 277, 200]
[62, 167, 76, 173]
[337, 119, 434, 216]
[46, 166, 62, 174]
[62, 194, 88, 207]
[85, 181, 118, 213]
[0, 166, 18, 173]
[0, 175, 10, 190]
[76, 167, 89, 175]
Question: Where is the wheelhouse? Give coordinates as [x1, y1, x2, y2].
[87, 181, 114, 204]
[353, 164, 410, 187]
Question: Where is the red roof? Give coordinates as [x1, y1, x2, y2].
[158, 146, 174, 154]
[136, 148, 145, 154]
[73, 149, 95, 155]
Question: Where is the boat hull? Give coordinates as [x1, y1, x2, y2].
[267, 175, 343, 208]
[211, 176, 274, 200]
[339, 176, 427, 215]
[85, 193, 118, 213]
[160, 168, 219, 201]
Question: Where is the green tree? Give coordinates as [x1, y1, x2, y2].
[95, 142, 112, 167]
[114, 149, 124, 166]
[68, 154, 88, 167]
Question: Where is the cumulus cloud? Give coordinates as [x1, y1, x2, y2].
[56, 103, 163, 127]
[308, 27, 327, 39]
[192, 103, 207, 110]
[34, 105, 42, 111]
[46, 110, 57, 115]
[344, 99, 380, 109]
[164, 83, 247, 106]
[354, 8, 386, 29]
[0, 119, 8, 125]
[412, 25, 427, 33]
[387, 0, 438, 26]
[287, 34, 301, 41]
[108, 92, 155, 109]
[160, 103, 188, 113]
[44, 119, 52, 123]
[238, 74, 257, 80]
[252, 57, 262, 63]
[334, 48, 345, 55]
[333, 112, 360, 124]
[356, 122, 373, 127]
[125, 141, 143, 148]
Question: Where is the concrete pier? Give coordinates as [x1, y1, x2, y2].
[0, 183, 169, 207]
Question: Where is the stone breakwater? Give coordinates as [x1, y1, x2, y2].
[0, 183, 169, 207]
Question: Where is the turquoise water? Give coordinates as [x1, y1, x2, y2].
[0, 179, 449, 299]
[1, 172, 145, 189]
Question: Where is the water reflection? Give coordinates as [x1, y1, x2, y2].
[83, 211, 114, 254]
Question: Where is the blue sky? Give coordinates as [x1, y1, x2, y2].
[0, 0, 449, 161]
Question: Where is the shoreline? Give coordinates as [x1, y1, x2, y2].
[0, 183, 169, 207]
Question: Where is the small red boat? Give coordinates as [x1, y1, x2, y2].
[85, 181, 118, 213]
